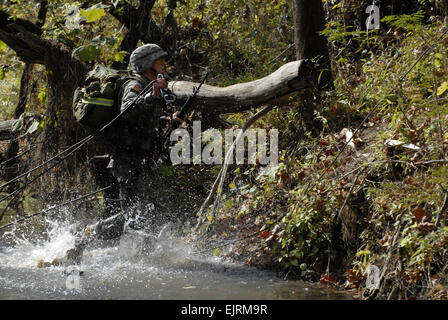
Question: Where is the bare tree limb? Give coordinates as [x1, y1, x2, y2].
[196, 105, 275, 229]
[435, 188, 448, 228]
[168, 60, 315, 115]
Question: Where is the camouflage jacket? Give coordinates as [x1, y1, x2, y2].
[107, 73, 166, 158]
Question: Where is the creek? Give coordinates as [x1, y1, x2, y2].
[0, 217, 355, 300]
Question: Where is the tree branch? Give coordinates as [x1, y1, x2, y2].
[168, 60, 316, 115]
[0, 9, 42, 35]
[0, 9, 47, 64]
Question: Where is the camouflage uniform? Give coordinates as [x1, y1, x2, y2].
[66, 44, 170, 263]
[95, 73, 168, 240]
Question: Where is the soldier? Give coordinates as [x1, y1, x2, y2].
[65, 44, 182, 264]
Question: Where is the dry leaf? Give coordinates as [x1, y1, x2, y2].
[411, 206, 425, 223]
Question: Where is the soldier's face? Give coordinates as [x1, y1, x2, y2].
[152, 58, 166, 74]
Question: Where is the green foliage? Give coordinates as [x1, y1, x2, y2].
[168, 0, 294, 81]
[381, 11, 426, 32]
[0, 59, 21, 119]
[37, 87, 48, 106]
[79, 3, 108, 23]
[72, 44, 100, 62]
[0, 40, 6, 52]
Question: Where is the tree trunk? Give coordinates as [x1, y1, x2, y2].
[0, 10, 88, 202]
[292, 0, 332, 135]
[292, 0, 332, 86]
[0, 120, 16, 140]
[168, 60, 315, 115]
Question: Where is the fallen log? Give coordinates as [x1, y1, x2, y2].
[168, 59, 315, 114]
[0, 60, 315, 138]
[0, 120, 16, 141]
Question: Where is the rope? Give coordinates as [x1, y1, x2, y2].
[0, 185, 113, 231]
[0, 79, 156, 224]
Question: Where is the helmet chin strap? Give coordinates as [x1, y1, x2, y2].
[143, 67, 160, 80]
[150, 67, 159, 76]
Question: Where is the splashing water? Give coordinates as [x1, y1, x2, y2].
[0, 217, 75, 269]
[0, 215, 355, 300]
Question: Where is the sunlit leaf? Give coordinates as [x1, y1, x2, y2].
[38, 88, 48, 105]
[80, 4, 108, 23]
[0, 40, 6, 52]
[91, 36, 117, 46]
[355, 250, 371, 257]
[114, 51, 128, 63]
[72, 45, 99, 62]
[437, 81, 448, 96]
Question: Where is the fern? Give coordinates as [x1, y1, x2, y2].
[381, 11, 426, 32]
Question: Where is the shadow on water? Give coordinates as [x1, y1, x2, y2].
[0, 217, 356, 300]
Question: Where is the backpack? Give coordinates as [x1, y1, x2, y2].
[73, 73, 148, 132]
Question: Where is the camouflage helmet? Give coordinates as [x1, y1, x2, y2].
[130, 44, 168, 73]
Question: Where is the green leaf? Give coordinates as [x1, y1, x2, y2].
[332, 3, 342, 9]
[0, 40, 6, 52]
[79, 5, 107, 23]
[355, 250, 371, 257]
[38, 88, 48, 105]
[72, 45, 99, 62]
[400, 237, 409, 248]
[290, 259, 299, 266]
[158, 164, 175, 177]
[229, 181, 236, 190]
[437, 81, 448, 96]
[38, 119, 45, 131]
[0, 67, 5, 81]
[114, 51, 128, 63]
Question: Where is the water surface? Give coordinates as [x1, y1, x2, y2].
[0, 220, 355, 300]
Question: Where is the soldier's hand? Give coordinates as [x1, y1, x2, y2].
[152, 78, 167, 98]
[172, 110, 184, 124]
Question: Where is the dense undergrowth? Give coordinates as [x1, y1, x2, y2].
[197, 10, 448, 300]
